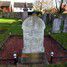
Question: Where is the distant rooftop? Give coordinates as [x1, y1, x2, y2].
[0, 1, 10, 7]
[0, 0, 35, 3]
[14, 2, 33, 8]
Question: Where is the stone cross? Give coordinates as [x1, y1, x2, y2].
[22, 3, 28, 20]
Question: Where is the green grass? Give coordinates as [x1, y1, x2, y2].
[0, 19, 22, 49]
[8, 22, 23, 35]
[0, 18, 17, 23]
[45, 24, 52, 35]
[51, 33, 67, 49]
[0, 22, 22, 40]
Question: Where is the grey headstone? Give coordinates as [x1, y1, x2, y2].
[22, 8, 28, 20]
[22, 16, 46, 53]
[22, 11, 28, 20]
[41, 14, 47, 23]
[63, 16, 67, 32]
[52, 18, 61, 33]
[0, 13, 2, 18]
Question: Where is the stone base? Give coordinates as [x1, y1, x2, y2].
[17, 63, 47, 67]
[20, 53, 48, 64]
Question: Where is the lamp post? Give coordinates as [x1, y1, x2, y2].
[13, 52, 17, 67]
[50, 51, 54, 64]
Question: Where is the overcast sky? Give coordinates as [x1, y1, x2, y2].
[0, 0, 35, 3]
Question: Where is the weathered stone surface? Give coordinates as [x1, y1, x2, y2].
[52, 18, 61, 33]
[22, 16, 45, 53]
[63, 16, 67, 32]
[22, 11, 28, 20]
[41, 14, 47, 23]
[21, 16, 48, 64]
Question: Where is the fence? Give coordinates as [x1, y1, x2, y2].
[0, 12, 33, 19]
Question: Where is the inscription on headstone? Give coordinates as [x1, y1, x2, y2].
[22, 16, 45, 53]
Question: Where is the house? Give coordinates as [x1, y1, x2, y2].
[0, 1, 12, 12]
[13, 2, 33, 12]
[0, 0, 33, 12]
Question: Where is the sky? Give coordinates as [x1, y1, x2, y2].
[13, 0, 35, 3]
[0, 0, 35, 3]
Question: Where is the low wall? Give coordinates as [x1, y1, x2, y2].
[0, 12, 23, 19]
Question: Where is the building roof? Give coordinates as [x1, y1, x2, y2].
[14, 2, 25, 8]
[0, 1, 10, 7]
[14, 2, 33, 8]
[26, 3, 33, 8]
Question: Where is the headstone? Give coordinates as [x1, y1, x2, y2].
[41, 14, 47, 23]
[10, 12, 14, 18]
[15, 12, 21, 19]
[52, 18, 61, 33]
[22, 7, 28, 20]
[0, 13, 2, 18]
[22, 11, 28, 20]
[7, 13, 10, 18]
[21, 16, 48, 64]
[63, 16, 67, 32]
[22, 16, 45, 53]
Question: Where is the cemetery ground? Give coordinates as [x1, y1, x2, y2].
[0, 18, 22, 48]
[0, 18, 67, 49]
[0, 18, 67, 67]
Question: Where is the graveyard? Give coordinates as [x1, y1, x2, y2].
[0, 0, 67, 67]
[0, 16, 67, 49]
[0, 14, 67, 67]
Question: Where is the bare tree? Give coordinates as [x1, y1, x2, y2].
[33, 0, 43, 11]
[33, 0, 61, 13]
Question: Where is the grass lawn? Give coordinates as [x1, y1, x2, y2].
[0, 18, 22, 48]
[51, 33, 67, 49]
[0, 18, 17, 23]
